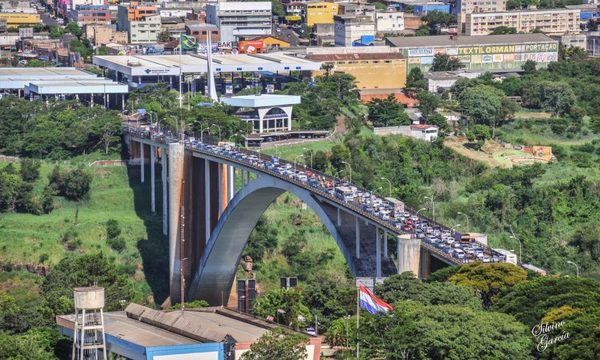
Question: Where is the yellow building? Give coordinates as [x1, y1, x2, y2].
[306, 2, 339, 27]
[307, 52, 407, 90]
[0, 13, 41, 26]
[252, 35, 291, 51]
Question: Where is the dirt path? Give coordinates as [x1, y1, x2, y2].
[444, 137, 509, 168]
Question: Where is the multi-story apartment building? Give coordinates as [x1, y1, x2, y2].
[454, 0, 507, 32]
[117, 2, 160, 44]
[205, 1, 272, 43]
[69, 5, 111, 26]
[305, 2, 339, 26]
[334, 14, 375, 46]
[375, 11, 405, 32]
[465, 8, 581, 36]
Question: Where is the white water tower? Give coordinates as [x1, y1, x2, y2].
[72, 287, 108, 360]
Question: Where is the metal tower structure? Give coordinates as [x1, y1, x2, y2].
[72, 287, 108, 360]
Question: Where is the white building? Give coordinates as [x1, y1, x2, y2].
[220, 95, 302, 133]
[205, 1, 272, 43]
[588, 31, 600, 56]
[455, 0, 507, 32]
[410, 124, 438, 141]
[334, 15, 375, 46]
[69, 0, 104, 11]
[465, 8, 581, 36]
[375, 11, 404, 32]
[128, 14, 161, 44]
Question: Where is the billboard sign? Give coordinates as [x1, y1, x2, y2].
[408, 47, 433, 57]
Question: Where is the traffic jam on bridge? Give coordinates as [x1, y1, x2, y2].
[128, 125, 507, 266]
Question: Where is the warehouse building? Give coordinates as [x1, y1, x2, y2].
[465, 8, 581, 36]
[385, 33, 559, 72]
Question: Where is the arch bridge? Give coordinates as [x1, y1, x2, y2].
[125, 127, 498, 305]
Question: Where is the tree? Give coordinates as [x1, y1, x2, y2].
[459, 84, 506, 134]
[416, 90, 440, 119]
[431, 53, 463, 72]
[358, 302, 532, 360]
[521, 60, 537, 74]
[252, 288, 313, 329]
[415, 25, 431, 36]
[376, 272, 483, 310]
[240, 327, 308, 360]
[63, 167, 91, 202]
[494, 276, 600, 327]
[65, 21, 83, 39]
[422, 11, 457, 35]
[491, 26, 517, 34]
[522, 81, 576, 116]
[19, 158, 41, 182]
[406, 67, 426, 91]
[467, 124, 492, 150]
[157, 30, 172, 43]
[559, 45, 588, 61]
[367, 94, 410, 127]
[449, 263, 528, 308]
[41, 253, 137, 315]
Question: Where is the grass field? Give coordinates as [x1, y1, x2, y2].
[0, 160, 166, 301]
[262, 139, 336, 161]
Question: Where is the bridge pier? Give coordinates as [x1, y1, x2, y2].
[162, 146, 168, 236]
[140, 142, 145, 184]
[150, 145, 156, 214]
[383, 229, 388, 259]
[397, 235, 421, 276]
[204, 160, 211, 243]
[355, 216, 360, 259]
[376, 228, 381, 277]
[419, 248, 431, 279]
[167, 142, 185, 303]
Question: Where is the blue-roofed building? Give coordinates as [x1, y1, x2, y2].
[413, 2, 451, 15]
[56, 303, 322, 360]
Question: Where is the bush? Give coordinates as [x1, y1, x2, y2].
[62, 228, 81, 251]
[38, 253, 49, 263]
[19, 158, 41, 182]
[107, 237, 126, 252]
[105, 219, 121, 240]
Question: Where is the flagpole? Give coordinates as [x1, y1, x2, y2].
[356, 285, 360, 358]
[178, 35, 183, 142]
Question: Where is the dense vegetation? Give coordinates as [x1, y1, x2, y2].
[0, 98, 122, 159]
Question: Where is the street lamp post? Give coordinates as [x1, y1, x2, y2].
[451, 224, 461, 234]
[425, 196, 435, 221]
[567, 260, 579, 278]
[457, 211, 469, 232]
[210, 124, 221, 143]
[509, 235, 522, 264]
[381, 177, 392, 198]
[341, 161, 352, 183]
[303, 147, 313, 168]
[294, 155, 304, 176]
[333, 169, 344, 196]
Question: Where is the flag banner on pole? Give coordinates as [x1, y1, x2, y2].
[180, 34, 199, 50]
[358, 284, 393, 314]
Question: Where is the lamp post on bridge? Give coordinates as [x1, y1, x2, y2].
[303, 147, 313, 169]
[451, 224, 461, 235]
[566, 260, 579, 278]
[294, 155, 303, 176]
[457, 212, 469, 233]
[381, 177, 392, 198]
[210, 124, 221, 143]
[509, 235, 523, 264]
[424, 195, 435, 221]
[341, 161, 352, 183]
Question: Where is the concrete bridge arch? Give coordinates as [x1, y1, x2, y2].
[188, 175, 356, 304]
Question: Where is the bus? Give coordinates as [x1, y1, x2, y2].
[335, 186, 355, 202]
[385, 197, 405, 217]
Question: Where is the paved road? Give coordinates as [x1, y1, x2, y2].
[275, 26, 303, 47]
[41, 13, 61, 27]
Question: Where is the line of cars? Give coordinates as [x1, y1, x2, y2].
[128, 125, 505, 265]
